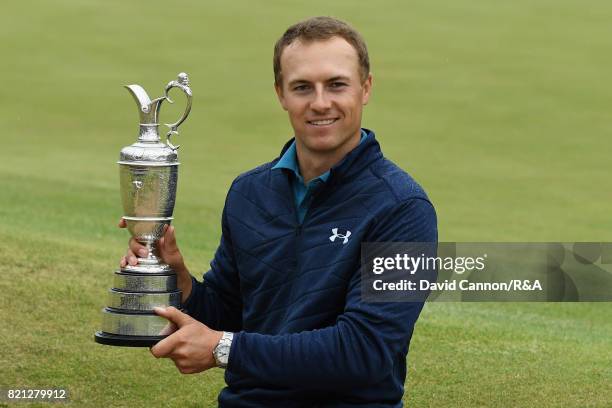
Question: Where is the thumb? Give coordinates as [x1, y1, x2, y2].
[153, 306, 193, 328]
[160, 226, 179, 254]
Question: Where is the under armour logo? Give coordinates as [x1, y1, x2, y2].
[329, 228, 351, 244]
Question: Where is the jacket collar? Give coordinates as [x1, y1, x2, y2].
[274, 128, 382, 185]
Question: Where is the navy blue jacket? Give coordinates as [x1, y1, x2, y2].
[184, 130, 437, 407]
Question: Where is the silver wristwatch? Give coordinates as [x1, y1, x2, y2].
[213, 332, 234, 368]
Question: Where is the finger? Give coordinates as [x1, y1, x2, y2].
[129, 238, 148, 258]
[153, 306, 193, 328]
[165, 226, 178, 251]
[150, 331, 179, 358]
[159, 321, 178, 336]
[120, 256, 127, 268]
[118, 218, 127, 228]
[126, 249, 139, 266]
[157, 224, 169, 249]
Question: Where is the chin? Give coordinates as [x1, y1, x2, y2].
[302, 135, 341, 152]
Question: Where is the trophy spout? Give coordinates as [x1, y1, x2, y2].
[124, 84, 166, 126]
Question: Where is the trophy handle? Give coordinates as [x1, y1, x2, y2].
[163, 72, 193, 150]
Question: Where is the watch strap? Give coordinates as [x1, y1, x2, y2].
[213, 331, 234, 368]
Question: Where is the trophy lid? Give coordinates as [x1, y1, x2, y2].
[118, 73, 192, 166]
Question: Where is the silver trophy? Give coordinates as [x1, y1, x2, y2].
[94, 73, 192, 347]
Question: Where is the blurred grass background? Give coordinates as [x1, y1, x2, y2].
[1, 0, 611, 406]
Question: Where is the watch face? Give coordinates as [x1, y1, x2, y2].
[215, 346, 229, 366]
[215, 333, 233, 367]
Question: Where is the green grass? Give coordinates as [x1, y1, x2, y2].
[1, 0, 611, 406]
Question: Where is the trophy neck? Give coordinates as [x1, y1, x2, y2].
[138, 124, 161, 143]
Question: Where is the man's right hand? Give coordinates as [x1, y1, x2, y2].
[118, 219, 193, 302]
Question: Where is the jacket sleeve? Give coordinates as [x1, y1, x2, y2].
[182, 200, 243, 333]
[226, 198, 437, 390]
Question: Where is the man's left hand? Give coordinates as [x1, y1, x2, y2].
[150, 306, 223, 374]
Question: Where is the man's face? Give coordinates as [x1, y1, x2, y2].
[275, 37, 372, 156]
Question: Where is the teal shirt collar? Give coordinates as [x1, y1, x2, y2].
[273, 129, 368, 223]
[272, 129, 368, 183]
[272, 139, 330, 185]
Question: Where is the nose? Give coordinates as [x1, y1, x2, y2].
[310, 86, 332, 112]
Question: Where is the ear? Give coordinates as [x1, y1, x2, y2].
[275, 82, 288, 111]
[361, 73, 373, 105]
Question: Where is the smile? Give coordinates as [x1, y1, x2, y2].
[307, 118, 338, 126]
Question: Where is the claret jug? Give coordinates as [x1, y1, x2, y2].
[94, 73, 192, 347]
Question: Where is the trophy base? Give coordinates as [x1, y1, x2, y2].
[94, 331, 166, 347]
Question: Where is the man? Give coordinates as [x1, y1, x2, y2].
[120, 16, 437, 407]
